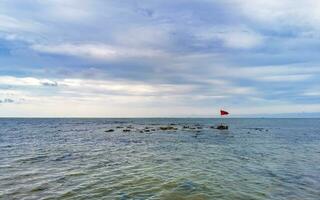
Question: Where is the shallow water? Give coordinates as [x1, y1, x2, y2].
[1, 118, 320, 199]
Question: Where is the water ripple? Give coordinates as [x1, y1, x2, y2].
[1, 118, 320, 199]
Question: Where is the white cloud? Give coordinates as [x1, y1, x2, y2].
[260, 74, 313, 82]
[0, 76, 57, 87]
[0, 76, 198, 97]
[303, 86, 320, 96]
[221, 31, 263, 49]
[114, 25, 172, 48]
[32, 44, 117, 59]
[31, 43, 168, 60]
[211, 64, 320, 82]
[0, 75, 255, 105]
[196, 26, 263, 49]
[37, 0, 95, 22]
[59, 79, 198, 96]
[0, 14, 43, 33]
[303, 91, 320, 96]
[232, 0, 320, 31]
[0, 75, 318, 117]
[0, 76, 42, 86]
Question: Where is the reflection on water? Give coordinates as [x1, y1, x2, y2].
[1, 118, 320, 199]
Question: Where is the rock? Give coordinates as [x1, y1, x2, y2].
[159, 126, 178, 131]
[105, 129, 114, 132]
[123, 129, 131, 132]
[116, 126, 123, 129]
[216, 125, 228, 130]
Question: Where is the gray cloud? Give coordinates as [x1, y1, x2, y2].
[41, 81, 58, 87]
[0, 98, 14, 103]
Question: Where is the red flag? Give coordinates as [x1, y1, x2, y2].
[220, 109, 229, 116]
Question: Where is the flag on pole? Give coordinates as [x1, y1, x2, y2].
[220, 109, 229, 116]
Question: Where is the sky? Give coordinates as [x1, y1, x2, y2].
[1, 0, 320, 117]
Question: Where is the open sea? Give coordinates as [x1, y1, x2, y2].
[1, 118, 320, 200]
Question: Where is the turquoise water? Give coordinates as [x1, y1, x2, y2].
[1, 118, 320, 199]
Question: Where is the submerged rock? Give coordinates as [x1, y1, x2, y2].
[122, 129, 131, 132]
[105, 129, 114, 132]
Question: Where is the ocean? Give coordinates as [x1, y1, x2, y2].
[1, 118, 319, 199]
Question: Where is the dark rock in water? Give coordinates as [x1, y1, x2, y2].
[105, 129, 114, 132]
[209, 126, 215, 129]
[159, 126, 178, 131]
[183, 126, 190, 129]
[216, 125, 228, 130]
[116, 126, 123, 129]
[145, 129, 150, 132]
[151, 129, 156, 131]
[139, 130, 144, 133]
[123, 129, 131, 132]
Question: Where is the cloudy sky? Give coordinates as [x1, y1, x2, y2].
[1, 0, 320, 117]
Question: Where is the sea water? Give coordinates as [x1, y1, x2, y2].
[1, 118, 319, 199]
